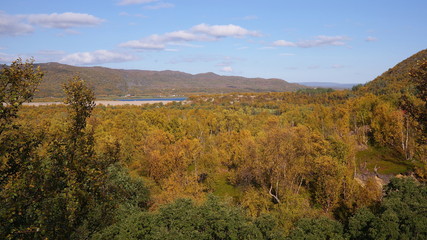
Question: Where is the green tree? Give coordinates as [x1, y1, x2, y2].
[408, 59, 427, 136]
[36, 77, 120, 239]
[348, 177, 427, 240]
[93, 196, 283, 240]
[347, 207, 376, 240]
[0, 58, 43, 134]
[0, 73, 150, 239]
[286, 217, 345, 240]
[0, 59, 45, 239]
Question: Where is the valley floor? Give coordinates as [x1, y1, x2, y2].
[24, 100, 179, 106]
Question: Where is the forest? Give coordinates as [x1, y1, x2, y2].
[1, 53, 426, 239]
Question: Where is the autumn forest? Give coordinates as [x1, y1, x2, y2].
[1, 49, 427, 239]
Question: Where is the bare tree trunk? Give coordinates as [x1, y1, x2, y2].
[401, 115, 411, 160]
[296, 176, 303, 195]
[405, 116, 410, 160]
[269, 184, 281, 204]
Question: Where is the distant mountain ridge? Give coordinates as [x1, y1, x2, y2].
[297, 82, 359, 89]
[35, 63, 305, 97]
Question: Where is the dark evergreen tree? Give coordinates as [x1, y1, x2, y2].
[286, 217, 345, 240]
[93, 196, 285, 240]
[348, 178, 427, 240]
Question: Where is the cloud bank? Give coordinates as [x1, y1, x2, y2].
[0, 11, 104, 36]
[60, 50, 136, 65]
[273, 35, 350, 48]
[26, 12, 104, 29]
[120, 23, 260, 50]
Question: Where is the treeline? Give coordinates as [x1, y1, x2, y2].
[1, 58, 426, 239]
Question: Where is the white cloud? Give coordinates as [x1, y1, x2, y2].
[119, 39, 166, 50]
[164, 31, 207, 41]
[0, 12, 33, 36]
[365, 36, 378, 42]
[118, 0, 158, 5]
[273, 35, 350, 48]
[26, 12, 104, 29]
[0, 11, 104, 37]
[191, 23, 260, 38]
[273, 40, 296, 47]
[168, 42, 203, 48]
[221, 66, 233, 72]
[144, 2, 174, 10]
[60, 50, 137, 65]
[120, 23, 260, 50]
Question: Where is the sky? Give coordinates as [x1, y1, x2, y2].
[1, 0, 426, 84]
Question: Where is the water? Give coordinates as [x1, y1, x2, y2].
[115, 98, 187, 101]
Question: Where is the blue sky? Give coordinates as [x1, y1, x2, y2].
[1, 0, 426, 83]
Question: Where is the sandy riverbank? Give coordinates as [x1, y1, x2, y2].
[24, 100, 176, 106]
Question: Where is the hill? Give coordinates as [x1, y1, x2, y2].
[297, 82, 358, 89]
[34, 63, 304, 97]
[361, 49, 427, 95]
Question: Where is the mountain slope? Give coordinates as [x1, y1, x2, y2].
[362, 49, 427, 95]
[35, 63, 304, 97]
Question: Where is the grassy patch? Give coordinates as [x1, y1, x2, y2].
[356, 146, 413, 175]
[212, 174, 241, 198]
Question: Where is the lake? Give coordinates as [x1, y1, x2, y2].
[116, 98, 187, 101]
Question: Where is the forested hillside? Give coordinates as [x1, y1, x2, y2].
[34, 62, 304, 97]
[360, 49, 427, 96]
[1, 54, 426, 239]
